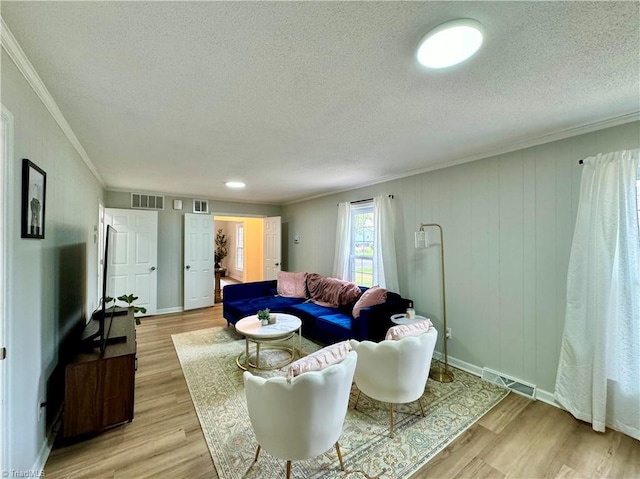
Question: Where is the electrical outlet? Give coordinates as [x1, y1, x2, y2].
[38, 399, 46, 422]
[446, 327, 452, 339]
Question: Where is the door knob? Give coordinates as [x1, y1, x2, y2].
[150, 266, 156, 271]
[186, 265, 191, 270]
[275, 262, 280, 266]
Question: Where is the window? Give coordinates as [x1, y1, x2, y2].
[334, 195, 398, 290]
[350, 203, 375, 287]
[236, 224, 244, 271]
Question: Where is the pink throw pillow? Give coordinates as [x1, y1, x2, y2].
[277, 271, 307, 298]
[385, 319, 433, 340]
[352, 287, 387, 318]
[286, 341, 352, 380]
[306, 273, 362, 308]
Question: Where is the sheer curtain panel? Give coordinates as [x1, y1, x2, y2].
[332, 202, 351, 280]
[554, 149, 640, 440]
[373, 195, 399, 291]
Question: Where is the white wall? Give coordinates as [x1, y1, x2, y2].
[222, 221, 243, 281]
[282, 121, 640, 393]
[2, 49, 104, 471]
[105, 192, 281, 310]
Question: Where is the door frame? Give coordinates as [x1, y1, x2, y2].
[213, 214, 268, 283]
[1, 105, 15, 471]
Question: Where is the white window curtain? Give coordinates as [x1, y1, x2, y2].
[332, 196, 399, 290]
[554, 149, 640, 440]
[333, 201, 351, 280]
[373, 195, 399, 291]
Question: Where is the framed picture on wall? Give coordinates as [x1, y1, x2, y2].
[21, 158, 47, 239]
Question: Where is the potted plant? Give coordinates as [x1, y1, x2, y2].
[117, 293, 147, 325]
[257, 308, 270, 326]
[215, 229, 228, 271]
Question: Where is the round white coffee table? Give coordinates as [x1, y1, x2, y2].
[235, 313, 302, 371]
[390, 313, 429, 325]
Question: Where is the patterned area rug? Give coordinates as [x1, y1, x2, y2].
[172, 327, 509, 479]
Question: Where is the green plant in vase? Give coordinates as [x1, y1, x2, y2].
[118, 294, 147, 325]
[215, 229, 228, 270]
[257, 308, 270, 325]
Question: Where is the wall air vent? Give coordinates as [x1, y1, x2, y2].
[193, 199, 209, 214]
[131, 193, 165, 210]
[482, 368, 537, 399]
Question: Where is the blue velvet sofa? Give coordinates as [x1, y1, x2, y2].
[222, 279, 411, 343]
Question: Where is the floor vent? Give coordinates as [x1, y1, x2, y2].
[482, 368, 536, 399]
[131, 193, 164, 210]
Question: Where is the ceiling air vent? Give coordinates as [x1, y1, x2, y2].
[131, 193, 165, 210]
[193, 199, 209, 214]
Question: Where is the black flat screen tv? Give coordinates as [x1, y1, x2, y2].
[83, 224, 127, 352]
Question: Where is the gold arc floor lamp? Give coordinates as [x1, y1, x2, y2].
[415, 223, 454, 383]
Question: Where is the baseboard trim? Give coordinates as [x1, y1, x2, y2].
[32, 439, 51, 476]
[433, 352, 566, 411]
[155, 307, 184, 315]
[31, 406, 62, 474]
[432, 351, 484, 378]
[534, 388, 564, 409]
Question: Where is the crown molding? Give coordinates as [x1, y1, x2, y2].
[284, 111, 640, 205]
[2, 15, 636, 204]
[1, 17, 105, 187]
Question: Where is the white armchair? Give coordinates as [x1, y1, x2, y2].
[349, 328, 438, 437]
[243, 351, 357, 478]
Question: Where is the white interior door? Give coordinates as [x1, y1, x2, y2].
[184, 213, 215, 311]
[263, 216, 282, 280]
[106, 208, 158, 315]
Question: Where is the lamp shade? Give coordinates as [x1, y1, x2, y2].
[415, 230, 429, 249]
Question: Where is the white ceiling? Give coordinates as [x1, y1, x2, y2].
[2, 1, 639, 204]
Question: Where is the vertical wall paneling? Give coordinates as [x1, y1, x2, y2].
[522, 147, 538, 382]
[534, 142, 560, 390]
[486, 158, 501, 371]
[447, 166, 473, 360]
[498, 151, 525, 378]
[282, 121, 640, 394]
[468, 160, 492, 368]
[554, 140, 574, 372]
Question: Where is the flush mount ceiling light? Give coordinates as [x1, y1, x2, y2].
[225, 181, 246, 189]
[416, 19, 484, 69]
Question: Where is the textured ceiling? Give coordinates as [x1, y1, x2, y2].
[2, 1, 639, 204]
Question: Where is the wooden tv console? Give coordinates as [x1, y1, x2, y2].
[63, 309, 136, 439]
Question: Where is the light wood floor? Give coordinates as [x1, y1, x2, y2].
[45, 306, 639, 479]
